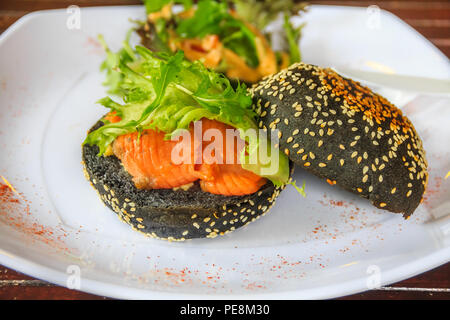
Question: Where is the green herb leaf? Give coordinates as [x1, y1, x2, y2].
[288, 180, 306, 197]
[282, 13, 304, 64]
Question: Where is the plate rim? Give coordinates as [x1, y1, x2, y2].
[1, 245, 449, 299]
[0, 5, 449, 300]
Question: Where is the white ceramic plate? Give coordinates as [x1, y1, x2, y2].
[0, 5, 449, 300]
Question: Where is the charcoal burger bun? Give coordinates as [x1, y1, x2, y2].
[82, 120, 289, 241]
[251, 62, 428, 217]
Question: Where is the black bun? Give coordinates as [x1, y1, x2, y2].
[251, 63, 428, 217]
[82, 120, 288, 241]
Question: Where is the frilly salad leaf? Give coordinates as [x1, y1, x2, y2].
[84, 40, 290, 185]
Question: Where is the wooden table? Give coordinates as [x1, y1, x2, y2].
[0, 0, 449, 300]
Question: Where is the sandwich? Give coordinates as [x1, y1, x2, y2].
[83, 42, 428, 241]
[82, 45, 292, 241]
[251, 63, 428, 217]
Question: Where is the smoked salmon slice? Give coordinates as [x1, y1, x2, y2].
[110, 117, 266, 196]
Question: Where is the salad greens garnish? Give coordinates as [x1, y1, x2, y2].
[142, 0, 307, 75]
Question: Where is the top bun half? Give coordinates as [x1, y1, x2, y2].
[251, 63, 428, 217]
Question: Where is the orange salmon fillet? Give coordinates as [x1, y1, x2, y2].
[110, 117, 266, 196]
